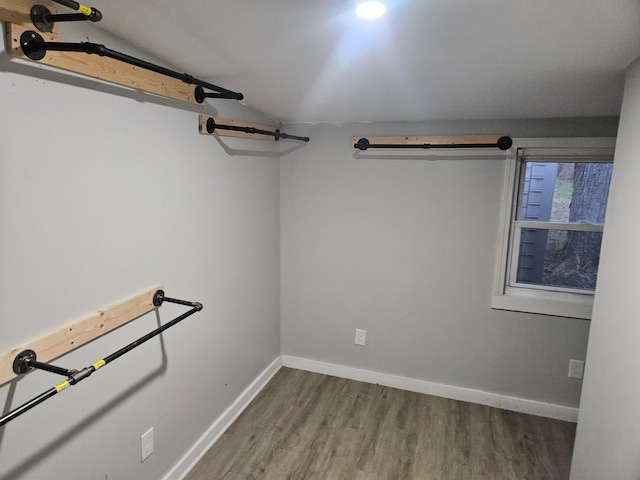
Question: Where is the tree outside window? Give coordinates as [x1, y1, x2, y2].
[512, 161, 613, 293]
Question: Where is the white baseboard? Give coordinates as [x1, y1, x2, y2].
[281, 355, 578, 423]
[163, 356, 282, 480]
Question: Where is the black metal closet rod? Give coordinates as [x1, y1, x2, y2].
[19, 31, 243, 101]
[206, 117, 310, 142]
[354, 136, 513, 151]
[0, 290, 202, 428]
[49, 0, 102, 21]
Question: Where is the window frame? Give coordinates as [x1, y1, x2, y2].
[491, 137, 616, 319]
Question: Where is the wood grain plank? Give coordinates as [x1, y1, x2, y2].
[7, 23, 199, 104]
[0, 0, 200, 104]
[351, 134, 505, 151]
[0, 284, 163, 386]
[0, 0, 40, 26]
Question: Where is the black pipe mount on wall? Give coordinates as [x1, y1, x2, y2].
[0, 290, 203, 428]
[19, 30, 244, 102]
[30, 3, 102, 33]
[50, 0, 102, 20]
[206, 117, 310, 142]
[354, 136, 513, 151]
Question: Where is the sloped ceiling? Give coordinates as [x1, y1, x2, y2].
[87, 0, 640, 123]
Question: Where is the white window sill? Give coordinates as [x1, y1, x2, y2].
[491, 288, 593, 319]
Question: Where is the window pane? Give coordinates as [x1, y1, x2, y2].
[519, 162, 613, 225]
[515, 228, 603, 291]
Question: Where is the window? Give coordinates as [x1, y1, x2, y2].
[492, 138, 616, 319]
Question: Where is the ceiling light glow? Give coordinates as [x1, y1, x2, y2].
[356, 1, 386, 20]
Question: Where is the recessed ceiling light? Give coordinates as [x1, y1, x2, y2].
[356, 1, 386, 20]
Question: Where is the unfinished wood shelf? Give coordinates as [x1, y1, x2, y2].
[351, 134, 512, 151]
[1, 0, 202, 104]
[0, 284, 162, 386]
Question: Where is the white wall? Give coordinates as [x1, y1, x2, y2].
[570, 57, 640, 479]
[280, 118, 617, 412]
[0, 23, 280, 480]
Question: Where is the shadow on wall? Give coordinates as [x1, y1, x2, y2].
[0, 312, 168, 480]
[212, 134, 308, 158]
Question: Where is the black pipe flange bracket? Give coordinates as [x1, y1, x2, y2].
[497, 136, 513, 150]
[153, 290, 165, 307]
[206, 117, 217, 134]
[20, 31, 47, 61]
[13, 349, 37, 374]
[30, 5, 55, 32]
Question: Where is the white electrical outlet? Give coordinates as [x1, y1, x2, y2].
[568, 359, 585, 379]
[141, 427, 154, 462]
[355, 328, 366, 346]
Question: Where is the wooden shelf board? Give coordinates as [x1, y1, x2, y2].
[1, 0, 200, 105]
[351, 134, 505, 151]
[0, 284, 163, 386]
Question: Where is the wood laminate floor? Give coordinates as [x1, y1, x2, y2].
[185, 368, 576, 480]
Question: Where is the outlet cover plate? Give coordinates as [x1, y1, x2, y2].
[568, 359, 585, 379]
[141, 427, 154, 462]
